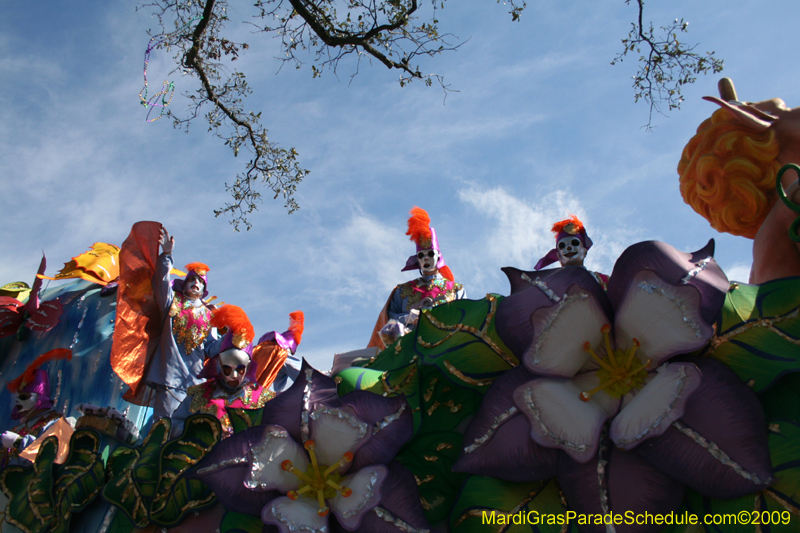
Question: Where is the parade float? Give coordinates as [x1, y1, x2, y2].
[0, 78, 798, 533]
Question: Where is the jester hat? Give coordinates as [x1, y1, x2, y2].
[198, 305, 256, 381]
[7, 348, 72, 418]
[534, 215, 594, 270]
[172, 262, 210, 299]
[401, 206, 454, 280]
[257, 311, 304, 354]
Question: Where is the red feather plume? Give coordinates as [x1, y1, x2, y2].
[7, 348, 72, 393]
[287, 311, 304, 345]
[211, 305, 254, 344]
[406, 206, 432, 245]
[551, 215, 585, 236]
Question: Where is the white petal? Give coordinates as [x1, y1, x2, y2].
[525, 286, 610, 378]
[309, 406, 370, 467]
[513, 375, 619, 463]
[614, 271, 714, 366]
[611, 362, 702, 449]
[245, 426, 309, 492]
[330, 465, 388, 530]
[262, 497, 330, 533]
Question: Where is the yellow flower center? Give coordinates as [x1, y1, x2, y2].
[580, 324, 650, 401]
[281, 440, 354, 517]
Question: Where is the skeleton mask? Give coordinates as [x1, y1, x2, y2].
[218, 348, 250, 390]
[556, 236, 587, 267]
[417, 249, 440, 275]
[15, 392, 39, 416]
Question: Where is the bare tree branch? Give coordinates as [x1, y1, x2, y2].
[612, 0, 723, 129]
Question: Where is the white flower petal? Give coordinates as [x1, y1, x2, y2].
[611, 362, 702, 449]
[614, 271, 714, 366]
[513, 375, 619, 463]
[245, 426, 309, 492]
[309, 406, 370, 467]
[262, 496, 330, 533]
[330, 465, 388, 530]
[525, 286, 610, 378]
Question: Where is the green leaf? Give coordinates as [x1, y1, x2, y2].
[709, 279, 800, 392]
[450, 477, 577, 533]
[52, 430, 106, 532]
[227, 406, 263, 434]
[149, 414, 221, 527]
[219, 510, 264, 533]
[395, 430, 466, 525]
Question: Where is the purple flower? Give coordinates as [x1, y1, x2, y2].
[455, 241, 772, 529]
[191, 362, 431, 533]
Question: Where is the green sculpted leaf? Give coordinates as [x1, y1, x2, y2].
[219, 510, 264, 533]
[395, 430, 466, 525]
[227, 406, 263, 434]
[149, 414, 220, 526]
[760, 372, 800, 423]
[335, 366, 387, 396]
[450, 477, 576, 533]
[709, 279, 800, 392]
[133, 418, 171, 501]
[4, 436, 58, 533]
[415, 295, 518, 391]
[103, 419, 170, 527]
[52, 430, 105, 532]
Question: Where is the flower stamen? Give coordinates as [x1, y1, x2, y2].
[285, 444, 357, 515]
[581, 329, 648, 400]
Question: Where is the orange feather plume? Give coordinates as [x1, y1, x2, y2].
[7, 348, 72, 393]
[406, 206, 432, 245]
[287, 311, 304, 345]
[551, 215, 585, 236]
[439, 265, 455, 282]
[211, 305, 254, 345]
[184, 262, 210, 275]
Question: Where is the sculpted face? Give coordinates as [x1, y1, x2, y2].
[219, 348, 250, 389]
[184, 274, 205, 299]
[15, 392, 39, 416]
[557, 236, 586, 267]
[417, 249, 439, 275]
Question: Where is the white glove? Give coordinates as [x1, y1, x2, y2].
[1, 431, 21, 449]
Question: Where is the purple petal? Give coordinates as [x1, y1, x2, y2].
[340, 392, 413, 471]
[607, 240, 728, 327]
[454, 366, 558, 481]
[258, 360, 340, 443]
[634, 357, 772, 499]
[558, 447, 684, 533]
[348, 461, 431, 533]
[189, 425, 279, 515]
[497, 266, 612, 375]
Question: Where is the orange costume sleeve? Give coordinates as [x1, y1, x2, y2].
[110, 221, 163, 404]
[366, 288, 395, 352]
[250, 342, 290, 390]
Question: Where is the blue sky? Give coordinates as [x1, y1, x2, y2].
[2, 1, 798, 370]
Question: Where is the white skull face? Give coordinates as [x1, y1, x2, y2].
[556, 236, 586, 267]
[184, 274, 205, 299]
[218, 348, 250, 389]
[15, 392, 39, 415]
[416, 249, 440, 275]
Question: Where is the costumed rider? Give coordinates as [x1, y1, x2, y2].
[369, 207, 466, 350]
[170, 305, 275, 438]
[534, 215, 608, 289]
[147, 227, 218, 420]
[2, 349, 74, 468]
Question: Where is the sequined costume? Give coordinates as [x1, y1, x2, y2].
[172, 380, 273, 437]
[389, 273, 466, 322]
[146, 253, 216, 419]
